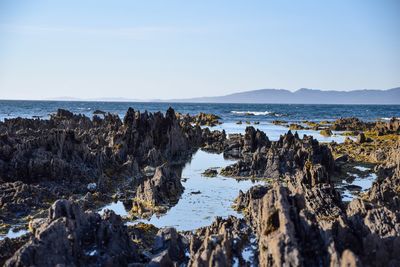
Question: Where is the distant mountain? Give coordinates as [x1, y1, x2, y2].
[169, 87, 400, 104]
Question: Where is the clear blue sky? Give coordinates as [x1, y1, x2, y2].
[0, 0, 399, 100]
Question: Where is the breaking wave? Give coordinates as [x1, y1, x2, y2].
[231, 110, 282, 116]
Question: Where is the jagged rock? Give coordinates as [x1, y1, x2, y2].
[0, 234, 32, 266]
[357, 132, 366, 143]
[375, 118, 400, 135]
[177, 112, 221, 127]
[5, 200, 140, 267]
[0, 181, 55, 221]
[0, 107, 202, 185]
[330, 117, 373, 131]
[149, 227, 188, 266]
[234, 156, 400, 267]
[201, 128, 226, 153]
[289, 123, 305, 130]
[93, 109, 106, 115]
[132, 164, 184, 216]
[202, 168, 218, 177]
[221, 130, 334, 179]
[188, 216, 257, 267]
[320, 128, 333, 137]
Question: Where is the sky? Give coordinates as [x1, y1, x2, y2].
[0, 0, 399, 100]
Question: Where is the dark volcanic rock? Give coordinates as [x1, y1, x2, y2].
[5, 199, 140, 267]
[201, 128, 226, 153]
[0, 107, 202, 186]
[234, 159, 400, 267]
[0, 234, 32, 266]
[149, 227, 188, 266]
[133, 164, 184, 209]
[188, 216, 257, 267]
[202, 168, 218, 177]
[221, 130, 334, 179]
[0, 181, 55, 223]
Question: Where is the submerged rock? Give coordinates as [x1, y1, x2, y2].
[202, 168, 218, 177]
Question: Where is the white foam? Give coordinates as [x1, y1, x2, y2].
[231, 110, 275, 116]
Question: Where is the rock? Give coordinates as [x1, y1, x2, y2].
[272, 120, 288, 125]
[93, 109, 106, 115]
[201, 128, 226, 153]
[0, 107, 202, 186]
[150, 227, 187, 265]
[5, 200, 140, 267]
[236, 121, 242, 124]
[320, 128, 333, 137]
[335, 154, 349, 163]
[188, 216, 256, 267]
[0, 107, 203, 224]
[132, 164, 183, 216]
[289, 123, 305, 130]
[0, 234, 32, 266]
[357, 132, 366, 143]
[0, 182, 55, 224]
[221, 130, 334, 179]
[234, 151, 400, 267]
[182, 112, 221, 126]
[330, 117, 373, 131]
[202, 168, 218, 177]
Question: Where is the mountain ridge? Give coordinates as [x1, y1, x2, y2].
[166, 87, 400, 104]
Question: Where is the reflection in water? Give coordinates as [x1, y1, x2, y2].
[135, 150, 264, 231]
[338, 167, 377, 201]
[99, 201, 128, 217]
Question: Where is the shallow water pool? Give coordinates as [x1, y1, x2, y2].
[101, 150, 264, 231]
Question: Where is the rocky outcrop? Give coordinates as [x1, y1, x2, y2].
[188, 216, 257, 267]
[330, 117, 374, 131]
[0, 234, 31, 266]
[5, 200, 140, 267]
[177, 112, 221, 126]
[374, 118, 400, 135]
[0, 107, 204, 230]
[234, 158, 400, 267]
[221, 129, 334, 179]
[132, 164, 184, 217]
[148, 227, 188, 266]
[0, 182, 55, 224]
[365, 140, 400, 211]
[201, 128, 226, 153]
[0, 108, 202, 186]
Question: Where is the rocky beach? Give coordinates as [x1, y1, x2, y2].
[0, 105, 399, 267]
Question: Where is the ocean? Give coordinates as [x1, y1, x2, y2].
[1, 100, 399, 123]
